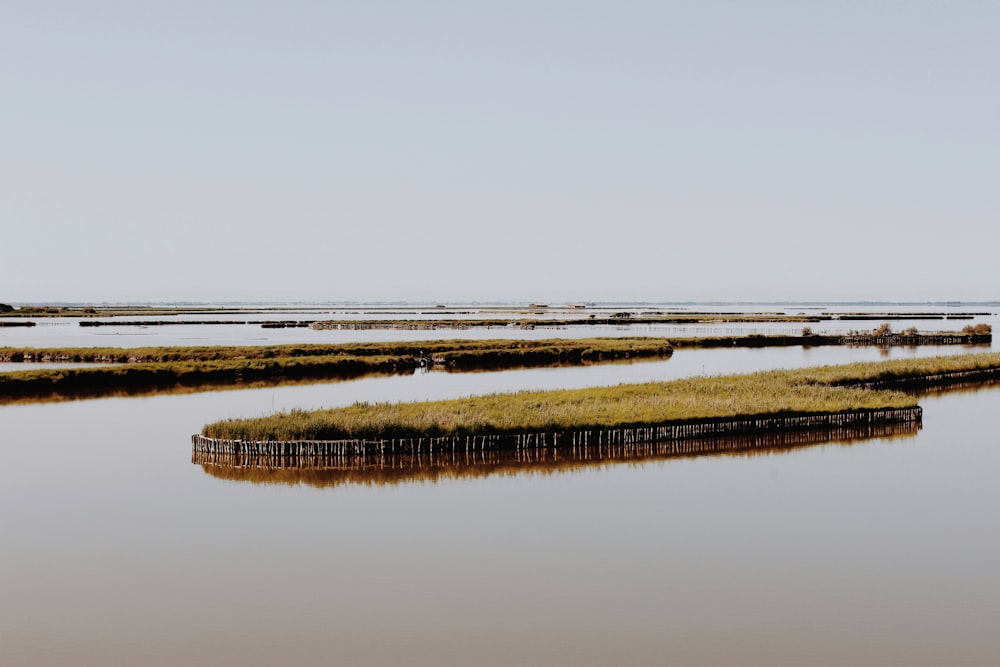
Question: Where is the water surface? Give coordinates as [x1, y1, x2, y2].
[2, 343, 999, 666]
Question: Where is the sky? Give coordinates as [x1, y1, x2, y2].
[2, 1, 998, 304]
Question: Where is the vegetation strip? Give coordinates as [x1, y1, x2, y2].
[191, 356, 969, 444]
[310, 314, 825, 329]
[1, 325, 987, 366]
[3, 327, 991, 404]
[193, 408, 922, 458]
[0, 338, 670, 364]
[0, 338, 673, 403]
[308, 313, 989, 330]
[198, 353, 1000, 450]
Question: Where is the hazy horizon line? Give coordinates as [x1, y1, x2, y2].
[6, 299, 1000, 308]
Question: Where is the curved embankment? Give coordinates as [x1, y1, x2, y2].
[193, 421, 920, 488]
[195, 353, 1000, 459]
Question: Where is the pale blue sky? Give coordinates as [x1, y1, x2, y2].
[3, 1, 998, 303]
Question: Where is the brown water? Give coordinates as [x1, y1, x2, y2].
[2, 346, 999, 666]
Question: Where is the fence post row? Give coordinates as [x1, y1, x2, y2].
[192, 406, 923, 460]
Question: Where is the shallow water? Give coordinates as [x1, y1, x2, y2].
[2, 340, 999, 666]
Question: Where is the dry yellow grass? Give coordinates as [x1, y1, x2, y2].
[200, 353, 1000, 441]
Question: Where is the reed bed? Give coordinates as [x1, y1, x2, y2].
[0, 337, 670, 364]
[2, 326, 986, 367]
[201, 353, 1000, 442]
[0, 338, 673, 402]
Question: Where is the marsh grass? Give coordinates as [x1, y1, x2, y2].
[201, 353, 1000, 442]
[202, 379, 912, 441]
[0, 337, 671, 364]
[0, 338, 673, 402]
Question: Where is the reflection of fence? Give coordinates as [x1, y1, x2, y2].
[192, 407, 922, 459]
[853, 368, 1000, 390]
[193, 421, 921, 488]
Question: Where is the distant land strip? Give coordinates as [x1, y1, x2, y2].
[307, 313, 985, 330]
[1, 327, 989, 365]
[1, 305, 991, 327]
[77, 320, 315, 327]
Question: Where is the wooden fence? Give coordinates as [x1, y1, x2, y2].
[192, 420, 921, 489]
[192, 407, 922, 459]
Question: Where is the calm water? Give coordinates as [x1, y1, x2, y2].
[2, 311, 999, 666]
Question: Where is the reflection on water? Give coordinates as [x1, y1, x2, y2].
[0, 370, 407, 406]
[907, 376, 1000, 399]
[195, 421, 920, 489]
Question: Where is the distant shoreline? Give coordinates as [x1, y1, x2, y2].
[4, 300, 1000, 308]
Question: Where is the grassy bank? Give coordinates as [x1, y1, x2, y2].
[0, 338, 671, 364]
[3, 330, 992, 403]
[2, 325, 988, 367]
[0, 338, 673, 403]
[200, 353, 1000, 442]
[309, 313, 990, 330]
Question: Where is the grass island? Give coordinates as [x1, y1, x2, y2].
[195, 353, 1000, 457]
[0, 338, 673, 403]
